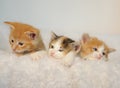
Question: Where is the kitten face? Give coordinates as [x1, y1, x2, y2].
[48, 32, 75, 59]
[5, 22, 45, 54]
[80, 33, 115, 60]
[82, 43, 108, 60]
[91, 45, 107, 60]
[9, 35, 35, 54]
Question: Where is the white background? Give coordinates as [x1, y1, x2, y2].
[0, 0, 120, 35]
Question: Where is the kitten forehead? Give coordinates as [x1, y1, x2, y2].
[50, 36, 73, 52]
[50, 36, 65, 48]
[54, 40, 62, 50]
[51, 36, 72, 46]
[98, 45, 105, 51]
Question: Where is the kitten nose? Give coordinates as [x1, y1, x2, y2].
[98, 54, 102, 59]
[13, 46, 17, 51]
[13, 48, 16, 51]
[99, 54, 102, 57]
[50, 52, 55, 56]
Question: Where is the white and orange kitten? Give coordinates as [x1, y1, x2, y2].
[5, 22, 46, 58]
[48, 32, 80, 66]
[79, 33, 115, 61]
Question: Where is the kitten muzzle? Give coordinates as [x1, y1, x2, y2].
[96, 54, 102, 60]
[50, 52, 55, 57]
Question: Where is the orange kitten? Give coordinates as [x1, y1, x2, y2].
[79, 33, 115, 61]
[5, 21, 45, 56]
[48, 32, 80, 66]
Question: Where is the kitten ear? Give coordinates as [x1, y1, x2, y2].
[51, 32, 59, 40]
[104, 48, 115, 61]
[4, 21, 15, 30]
[108, 48, 116, 53]
[25, 31, 37, 40]
[71, 42, 81, 53]
[81, 33, 90, 44]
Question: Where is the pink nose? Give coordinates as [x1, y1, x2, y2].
[99, 54, 102, 57]
[13, 48, 16, 51]
[98, 54, 102, 59]
[13, 46, 17, 51]
[50, 52, 55, 56]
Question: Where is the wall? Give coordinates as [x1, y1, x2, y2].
[0, 0, 120, 35]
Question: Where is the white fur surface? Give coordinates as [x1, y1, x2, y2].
[0, 36, 120, 88]
[0, 24, 120, 88]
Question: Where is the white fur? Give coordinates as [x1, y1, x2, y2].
[0, 48, 119, 88]
[48, 40, 65, 59]
[48, 39, 78, 66]
[30, 50, 47, 60]
[0, 24, 119, 88]
[62, 51, 77, 67]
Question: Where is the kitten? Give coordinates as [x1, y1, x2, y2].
[48, 32, 80, 66]
[79, 33, 115, 61]
[4, 21, 45, 57]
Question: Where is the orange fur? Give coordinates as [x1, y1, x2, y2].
[79, 33, 115, 60]
[5, 22, 45, 55]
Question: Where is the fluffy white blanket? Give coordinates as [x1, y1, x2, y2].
[0, 36, 119, 88]
[0, 24, 120, 88]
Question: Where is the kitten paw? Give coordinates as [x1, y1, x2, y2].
[62, 51, 75, 67]
[63, 62, 72, 67]
[30, 50, 46, 61]
[62, 59, 73, 67]
[104, 58, 109, 61]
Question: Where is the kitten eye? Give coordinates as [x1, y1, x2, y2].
[59, 47, 64, 52]
[93, 47, 97, 51]
[59, 49, 63, 52]
[18, 42, 24, 46]
[51, 45, 54, 48]
[102, 52, 106, 55]
[11, 40, 14, 43]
